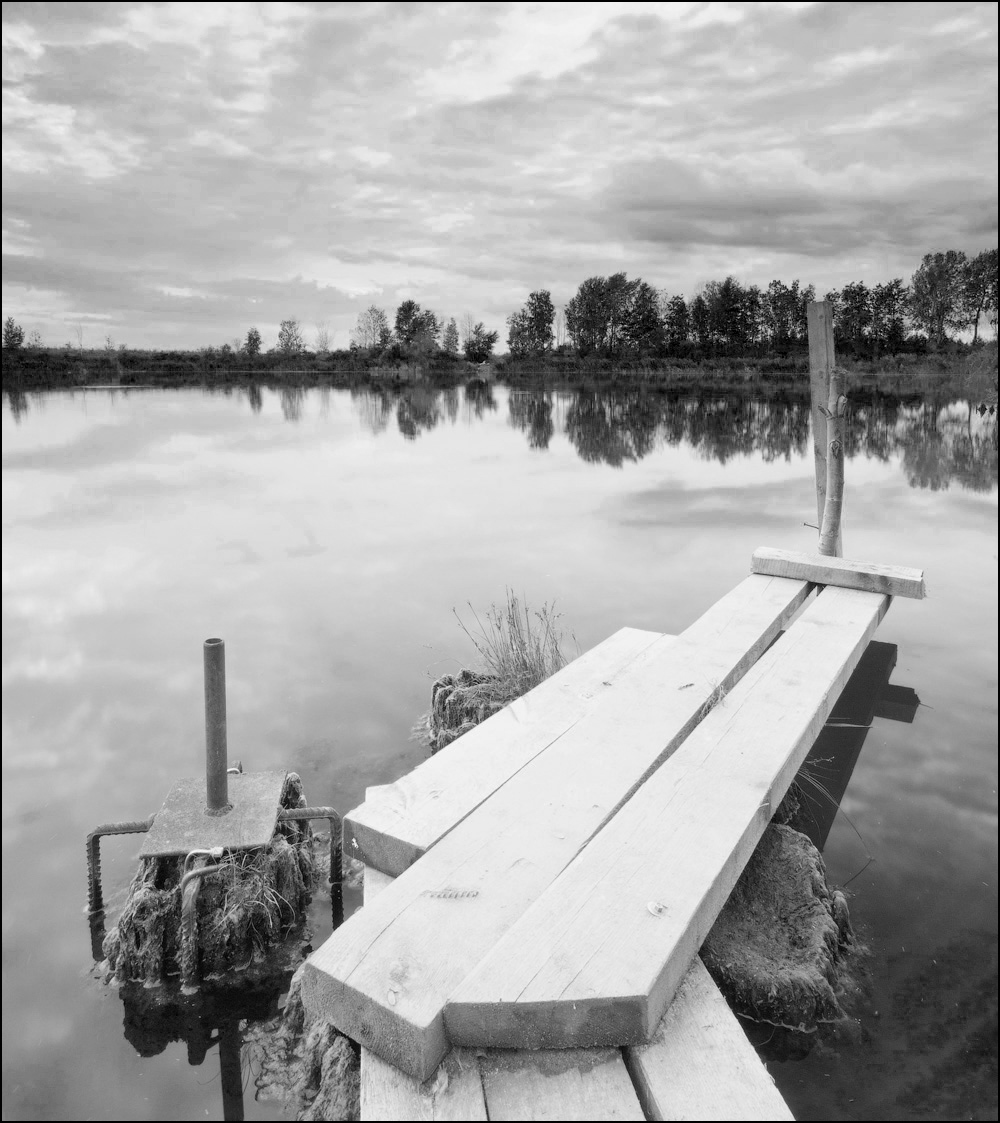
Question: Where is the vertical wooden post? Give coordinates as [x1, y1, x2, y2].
[807, 302, 842, 556]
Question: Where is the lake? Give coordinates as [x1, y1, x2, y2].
[2, 382, 996, 1121]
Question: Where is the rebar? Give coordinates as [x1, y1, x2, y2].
[278, 806, 343, 928]
[86, 817, 155, 916]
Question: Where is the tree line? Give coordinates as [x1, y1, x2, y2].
[2, 248, 995, 366]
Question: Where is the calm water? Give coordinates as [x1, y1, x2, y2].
[2, 383, 996, 1121]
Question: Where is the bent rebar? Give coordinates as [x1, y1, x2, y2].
[278, 806, 343, 929]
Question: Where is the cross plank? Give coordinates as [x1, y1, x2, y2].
[303, 573, 810, 1080]
[624, 957, 794, 1121]
[346, 626, 673, 877]
[751, 546, 926, 599]
[479, 1049, 644, 1121]
[445, 585, 888, 1049]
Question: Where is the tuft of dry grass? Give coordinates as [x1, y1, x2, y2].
[414, 591, 572, 753]
[455, 590, 568, 699]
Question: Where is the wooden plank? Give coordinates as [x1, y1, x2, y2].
[360, 866, 488, 1121]
[303, 574, 811, 1080]
[346, 627, 671, 877]
[445, 585, 888, 1050]
[480, 1048, 644, 1121]
[624, 957, 793, 1122]
[752, 546, 926, 599]
[360, 869, 643, 1122]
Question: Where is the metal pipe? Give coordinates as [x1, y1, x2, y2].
[203, 638, 231, 814]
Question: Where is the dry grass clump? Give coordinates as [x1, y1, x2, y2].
[416, 591, 570, 753]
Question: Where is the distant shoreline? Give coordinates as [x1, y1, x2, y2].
[1, 346, 995, 406]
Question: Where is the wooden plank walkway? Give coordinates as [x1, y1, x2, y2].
[304, 549, 925, 1118]
[359, 867, 792, 1121]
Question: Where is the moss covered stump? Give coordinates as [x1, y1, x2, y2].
[701, 822, 860, 1033]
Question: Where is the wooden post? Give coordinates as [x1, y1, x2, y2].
[807, 301, 843, 556]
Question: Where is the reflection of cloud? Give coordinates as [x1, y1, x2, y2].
[1, 2, 994, 349]
[612, 478, 807, 529]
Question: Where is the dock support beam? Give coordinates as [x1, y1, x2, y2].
[808, 301, 843, 556]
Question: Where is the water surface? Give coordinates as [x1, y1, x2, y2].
[2, 384, 996, 1120]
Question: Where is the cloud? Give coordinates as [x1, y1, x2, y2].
[1, 1, 996, 348]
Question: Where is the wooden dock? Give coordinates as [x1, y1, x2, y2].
[303, 547, 925, 1120]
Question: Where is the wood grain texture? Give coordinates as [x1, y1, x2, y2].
[480, 1048, 644, 1121]
[303, 574, 810, 1080]
[752, 546, 925, 599]
[444, 585, 888, 1050]
[624, 958, 794, 1122]
[345, 627, 671, 877]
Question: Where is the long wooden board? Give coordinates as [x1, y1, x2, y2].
[359, 867, 488, 1121]
[360, 868, 788, 1122]
[346, 627, 672, 877]
[445, 585, 888, 1050]
[752, 546, 926, 599]
[303, 574, 811, 1080]
[624, 957, 793, 1121]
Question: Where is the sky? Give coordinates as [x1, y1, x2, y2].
[2, 1, 997, 352]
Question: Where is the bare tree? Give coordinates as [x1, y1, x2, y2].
[277, 319, 305, 355]
[73, 325, 84, 351]
[352, 305, 391, 350]
[315, 321, 331, 354]
[461, 312, 477, 351]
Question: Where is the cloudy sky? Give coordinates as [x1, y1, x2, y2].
[2, 1, 997, 352]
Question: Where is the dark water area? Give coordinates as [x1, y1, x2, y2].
[2, 383, 996, 1121]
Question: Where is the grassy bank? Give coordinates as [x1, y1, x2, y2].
[2, 342, 996, 408]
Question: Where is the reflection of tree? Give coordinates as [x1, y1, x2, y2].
[682, 398, 809, 465]
[897, 402, 998, 492]
[280, 387, 304, 422]
[244, 385, 263, 414]
[565, 391, 660, 467]
[464, 379, 497, 420]
[518, 389, 996, 493]
[351, 388, 395, 435]
[3, 390, 28, 422]
[508, 391, 554, 450]
[396, 386, 442, 440]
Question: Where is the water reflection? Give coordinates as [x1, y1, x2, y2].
[354, 386, 995, 493]
[3, 384, 996, 492]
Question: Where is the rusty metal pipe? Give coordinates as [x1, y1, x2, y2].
[204, 638, 231, 814]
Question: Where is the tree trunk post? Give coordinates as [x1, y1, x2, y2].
[807, 301, 843, 556]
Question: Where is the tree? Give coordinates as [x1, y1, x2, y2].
[510, 290, 555, 357]
[661, 293, 689, 350]
[244, 327, 262, 357]
[352, 305, 391, 350]
[277, 319, 305, 355]
[870, 279, 908, 354]
[394, 300, 439, 348]
[961, 249, 999, 344]
[836, 281, 871, 347]
[26, 329, 42, 349]
[463, 322, 498, 363]
[315, 322, 331, 354]
[3, 317, 25, 349]
[909, 250, 967, 344]
[442, 317, 459, 354]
